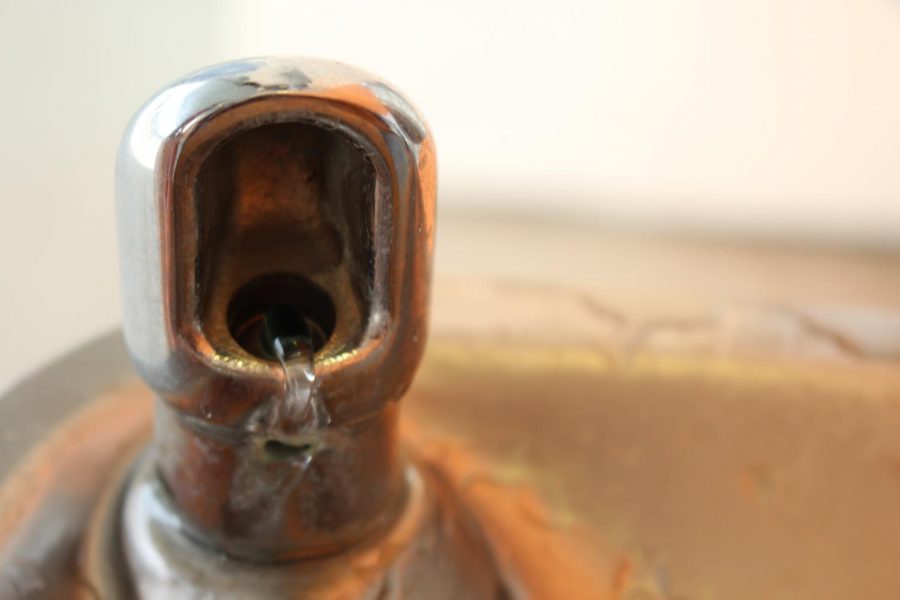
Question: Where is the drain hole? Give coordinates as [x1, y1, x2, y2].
[263, 439, 314, 461]
[228, 273, 336, 360]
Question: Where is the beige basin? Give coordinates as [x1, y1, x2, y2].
[3, 214, 900, 599]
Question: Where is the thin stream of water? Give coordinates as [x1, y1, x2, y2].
[272, 335, 318, 426]
[228, 329, 328, 524]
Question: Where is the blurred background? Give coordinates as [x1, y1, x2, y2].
[0, 0, 898, 393]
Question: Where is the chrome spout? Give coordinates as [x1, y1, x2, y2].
[116, 57, 436, 560]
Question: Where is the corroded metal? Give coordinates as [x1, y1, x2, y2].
[116, 58, 436, 560]
[3, 59, 900, 600]
[4, 230, 900, 597]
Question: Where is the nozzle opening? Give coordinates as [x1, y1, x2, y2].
[227, 273, 336, 360]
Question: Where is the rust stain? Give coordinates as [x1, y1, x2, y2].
[0, 382, 153, 547]
[403, 420, 616, 599]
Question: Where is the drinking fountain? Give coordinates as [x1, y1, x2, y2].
[2, 57, 899, 600]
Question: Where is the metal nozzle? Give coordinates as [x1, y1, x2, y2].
[116, 58, 435, 559]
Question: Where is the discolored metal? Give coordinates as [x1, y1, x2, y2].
[4, 60, 900, 599]
[5, 254, 900, 598]
[116, 58, 436, 561]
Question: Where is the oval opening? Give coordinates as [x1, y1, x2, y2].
[191, 121, 377, 360]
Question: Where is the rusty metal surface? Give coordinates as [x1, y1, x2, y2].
[409, 338, 900, 600]
[0, 335, 149, 598]
[4, 219, 900, 598]
[116, 58, 436, 560]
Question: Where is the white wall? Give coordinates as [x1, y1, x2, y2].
[1, 0, 898, 391]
